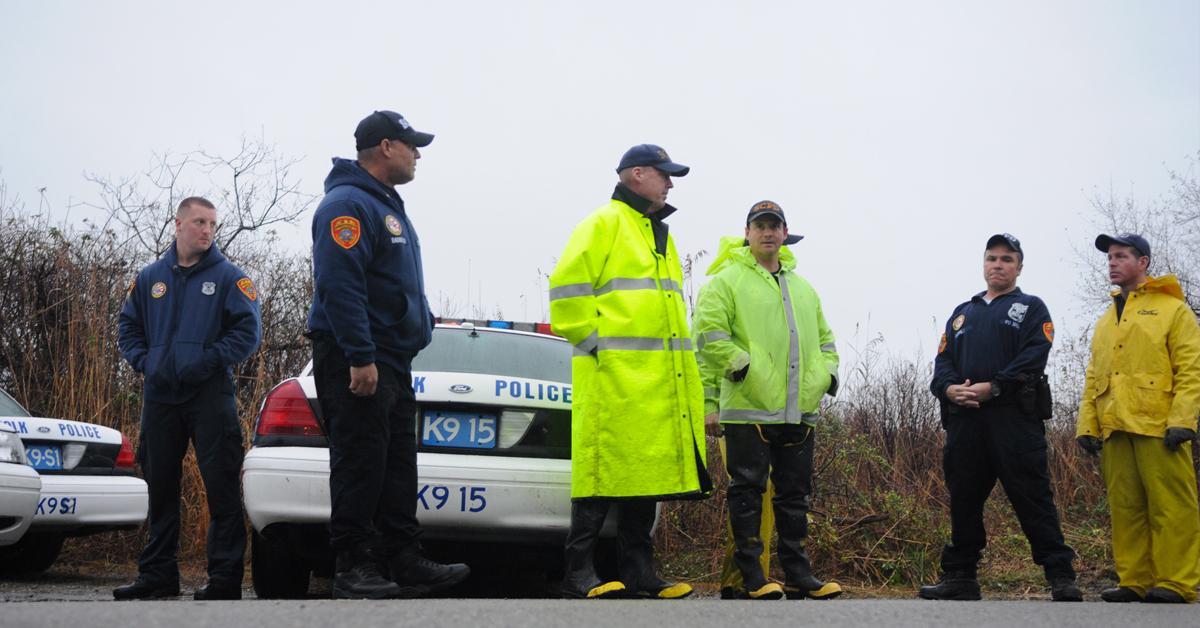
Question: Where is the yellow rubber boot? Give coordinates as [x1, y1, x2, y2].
[585, 581, 626, 599]
[748, 582, 784, 599]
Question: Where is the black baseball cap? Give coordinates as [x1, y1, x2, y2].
[616, 144, 689, 176]
[745, 200, 804, 245]
[354, 111, 434, 151]
[1096, 233, 1151, 258]
[986, 233, 1023, 258]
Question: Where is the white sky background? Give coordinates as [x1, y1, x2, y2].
[1, 0, 1198, 362]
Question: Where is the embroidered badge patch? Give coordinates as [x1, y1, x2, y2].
[1008, 302, 1028, 323]
[331, 216, 361, 249]
[385, 214, 403, 236]
[151, 282, 167, 299]
[938, 333, 948, 354]
[237, 277, 257, 301]
[126, 278, 136, 298]
[1043, 321, 1054, 343]
[201, 281, 216, 296]
[951, 314, 965, 331]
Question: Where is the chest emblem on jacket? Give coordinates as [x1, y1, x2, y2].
[151, 282, 167, 299]
[1008, 302, 1028, 323]
[237, 277, 257, 301]
[385, 214, 403, 236]
[331, 216, 361, 249]
[201, 281, 216, 296]
[952, 314, 965, 331]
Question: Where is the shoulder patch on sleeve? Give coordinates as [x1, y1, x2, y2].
[127, 278, 136, 298]
[331, 216, 361, 249]
[1042, 321, 1054, 343]
[237, 277, 257, 301]
[938, 332, 948, 354]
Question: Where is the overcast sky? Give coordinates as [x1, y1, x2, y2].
[2, 1, 1198, 361]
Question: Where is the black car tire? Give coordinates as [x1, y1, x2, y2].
[251, 529, 311, 598]
[0, 532, 64, 576]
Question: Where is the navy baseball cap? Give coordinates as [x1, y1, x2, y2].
[1096, 233, 1151, 258]
[616, 144, 689, 176]
[745, 200, 804, 245]
[354, 111, 434, 150]
[986, 233, 1023, 258]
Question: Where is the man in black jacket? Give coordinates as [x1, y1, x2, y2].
[308, 110, 468, 599]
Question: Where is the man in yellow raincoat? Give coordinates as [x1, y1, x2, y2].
[1077, 233, 1200, 604]
[549, 144, 711, 600]
[694, 202, 842, 601]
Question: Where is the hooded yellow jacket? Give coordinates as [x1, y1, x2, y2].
[693, 236, 838, 424]
[1077, 274, 1200, 440]
[548, 196, 708, 500]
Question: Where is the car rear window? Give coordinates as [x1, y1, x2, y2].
[0, 389, 30, 417]
[413, 328, 570, 383]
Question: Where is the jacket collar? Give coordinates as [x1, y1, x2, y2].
[1109, 274, 1184, 302]
[612, 183, 677, 221]
[165, 240, 225, 273]
[971, 286, 1024, 303]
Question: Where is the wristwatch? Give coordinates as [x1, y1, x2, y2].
[991, 381, 1002, 399]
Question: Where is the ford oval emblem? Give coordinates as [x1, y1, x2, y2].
[449, 384, 472, 394]
[37, 426, 51, 433]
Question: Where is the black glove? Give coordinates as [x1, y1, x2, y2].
[827, 375, 839, 397]
[728, 364, 749, 382]
[1164, 427, 1196, 451]
[1076, 435, 1103, 456]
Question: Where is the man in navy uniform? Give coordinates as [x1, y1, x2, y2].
[921, 233, 1081, 602]
[308, 110, 469, 599]
[115, 196, 262, 600]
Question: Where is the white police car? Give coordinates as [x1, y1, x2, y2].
[0, 428, 41, 548]
[0, 388, 148, 575]
[243, 322, 610, 598]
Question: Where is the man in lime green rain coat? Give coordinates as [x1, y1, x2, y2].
[694, 202, 841, 601]
[1077, 233, 1200, 604]
[549, 144, 711, 600]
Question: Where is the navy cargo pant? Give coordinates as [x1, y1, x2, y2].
[311, 332, 421, 554]
[940, 404, 1076, 579]
[138, 376, 245, 586]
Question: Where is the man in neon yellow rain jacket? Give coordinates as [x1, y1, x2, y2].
[549, 144, 711, 600]
[1077, 233, 1200, 604]
[693, 201, 841, 601]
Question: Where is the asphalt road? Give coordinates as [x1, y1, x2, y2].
[3, 598, 1197, 628]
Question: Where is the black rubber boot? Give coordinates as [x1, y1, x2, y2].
[387, 545, 470, 596]
[918, 571, 981, 601]
[1100, 586, 1143, 603]
[562, 501, 624, 599]
[726, 481, 769, 591]
[1144, 587, 1187, 604]
[332, 550, 403, 599]
[617, 501, 691, 599]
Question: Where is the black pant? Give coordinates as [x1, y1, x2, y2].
[312, 334, 420, 554]
[138, 380, 245, 585]
[724, 422, 815, 586]
[940, 405, 1076, 579]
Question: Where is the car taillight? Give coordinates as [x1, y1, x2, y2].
[116, 434, 135, 470]
[256, 380, 324, 437]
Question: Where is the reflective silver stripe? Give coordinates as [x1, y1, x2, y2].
[549, 282, 595, 301]
[668, 338, 693, 351]
[574, 330, 599, 356]
[595, 277, 658, 296]
[661, 279, 685, 297]
[778, 273, 803, 422]
[597, 336, 665, 351]
[820, 342, 837, 353]
[718, 408, 814, 425]
[702, 330, 730, 344]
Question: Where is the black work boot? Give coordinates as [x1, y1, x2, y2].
[1049, 577, 1083, 602]
[617, 501, 691, 599]
[562, 501, 624, 599]
[918, 572, 981, 601]
[387, 546, 470, 596]
[193, 581, 242, 600]
[1144, 587, 1187, 604]
[1100, 586, 1143, 603]
[333, 550, 403, 599]
[113, 576, 180, 600]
